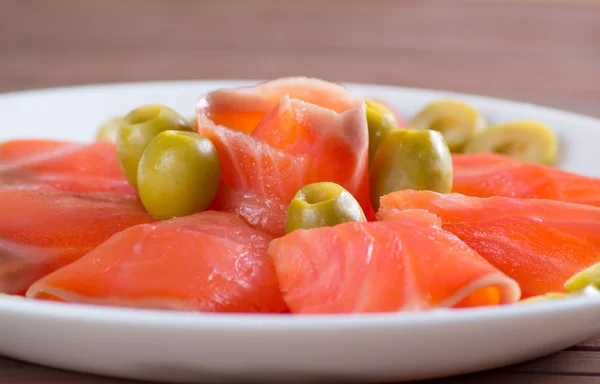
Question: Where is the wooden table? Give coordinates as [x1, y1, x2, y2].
[1, 1, 600, 382]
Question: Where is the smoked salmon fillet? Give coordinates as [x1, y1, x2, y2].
[209, 186, 287, 238]
[0, 189, 154, 294]
[198, 76, 363, 134]
[27, 211, 287, 313]
[268, 210, 520, 314]
[0, 139, 134, 194]
[377, 190, 600, 298]
[452, 153, 600, 207]
[197, 78, 374, 233]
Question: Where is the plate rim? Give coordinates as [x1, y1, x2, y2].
[1, 79, 600, 330]
[1, 294, 599, 330]
[1, 78, 599, 125]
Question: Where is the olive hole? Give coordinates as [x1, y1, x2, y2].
[126, 105, 162, 124]
[302, 183, 343, 204]
[429, 118, 458, 134]
[495, 141, 527, 155]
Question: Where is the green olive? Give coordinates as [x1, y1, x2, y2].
[463, 121, 558, 165]
[137, 130, 221, 220]
[365, 100, 399, 163]
[116, 104, 192, 188]
[284, 182, 366, 233]
[409, 100, 486, 152]
[564, 263, 600, 293]
[95, 116, 125, 143]
[188, 117, 197, 130]
[370, 129, 452, 210]
[516, 292, 573, 304]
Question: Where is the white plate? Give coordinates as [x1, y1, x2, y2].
[1, 80, 600, 383]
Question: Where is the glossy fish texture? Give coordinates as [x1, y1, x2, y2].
[27, 211, 287, 313]
[377, 189, 600, 298]
[209, 186, 287, 238]
[197, 77, 374, 223]
[0, 189, 154, 294]
[198, 76, 363, 134]
[452, 153, 600, 207]
[0, 139, 134, 194]
[269, 209, 520, 314]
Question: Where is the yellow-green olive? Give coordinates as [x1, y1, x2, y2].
[409, 100, 486, 152]
[188, 117, 197, 130]
[564, 262, 600, 293]
[516, 292, 573, 304]
[116, 104, 192, 188]
[365, 100, 399, 163]
[463, 121, 558, 165]
[285, 182, 366, 233]
[137, 130, 221, 220]
[370, 129, 453, 210]
[95, 116, 125, 143]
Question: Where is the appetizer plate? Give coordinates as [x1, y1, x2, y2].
[1, 80, 600, 383]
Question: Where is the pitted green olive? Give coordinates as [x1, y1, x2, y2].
[116, 104, 192, 188]
[284, 182, 366, 233]
[95, 117, 125, 143]
[365, 100, 399, 163]
[409, 100, 486, 152]
[517, 292, 573, 304]
[370, 129, 453, 210]
[137, 130, 221, 220]
[564, 263, 600, 293]
[463, 121, 557, 165]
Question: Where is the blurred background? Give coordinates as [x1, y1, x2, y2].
[1, 0, 598, 117]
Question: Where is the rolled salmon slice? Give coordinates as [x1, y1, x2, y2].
[0, 189, 154, 294]
[0, 139, 134, 194]
[452, 153, 600, 208]
[27, 211, 287, 314]
[198, 90, 374, 229]
[377, 189, 600, 298]
[198, 76, 363, 134]
[268, 210, 520, 314]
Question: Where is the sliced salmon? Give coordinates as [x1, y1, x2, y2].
[377, 190, 600, 298]
[198, 77, 363, 134]
[197, 81, 374, 222]
[0, 139, 69, 162]
[0, 189, 154, 294]
[268, 209, 520, 314]
[452, 153, 600, 207]
[210, 186, 287, 238]
[0, 139, 134, 193]
[27, 211, 287, 313]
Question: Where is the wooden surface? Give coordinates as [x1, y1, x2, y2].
[1, 0, 600, 383]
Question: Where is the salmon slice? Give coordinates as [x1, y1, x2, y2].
[197, 88, 373, 221]
[210, 186, 287, 238]
[0, 189, 154, 294]
[27, 211, 287, 313]
[0, 139, 134, 193]
[198, 77, 363, 134]
[452, 153, 600, 207]
[377, 190, 600, 298]
[268, 210, 520, 314]
[0, 139, 69, 162]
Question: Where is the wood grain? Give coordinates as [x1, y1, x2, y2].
[1, 0, 599, 117]
[1, 0, 600, 382]
[572, 338, 600, 351]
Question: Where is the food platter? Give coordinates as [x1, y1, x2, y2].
[1, 80, 600, 383]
